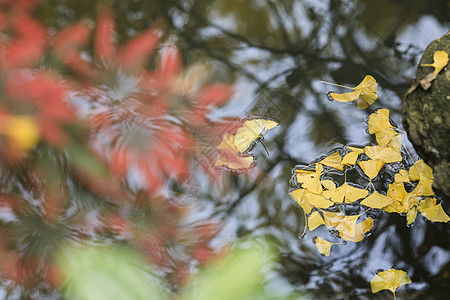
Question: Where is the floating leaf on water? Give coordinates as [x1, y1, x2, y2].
[384, 183, 419, 214]
[364, 145, 402, 163]
[375, 128, 399, 147]
[315, 237, 333, 256]
[418, 198, 450, 223]
[322, 182, 368, 204]
[361, 191, 394, 209]
[324, 75, 378, 109]
[321, 179, 336, 190]
[296, 164, 323, 194]
[368, 109, 392, 134]
[304, 190, 334, 209]
[215, 133, 254, 170]
[341, 151, 359, 166]
[339, 217, 374, 242]
[370, 269, 412, 298]
[289, 189, 313, 214]
[358, 159, 385, 180]
[319, 151, 343, 171]
[406, 207, 418, 225]
[394, 169, 410, 183]
[408, 159, 433, 180]
[308, 211, 325, 231]
[411, 175, 434, 197]
[233, 118, 278, 153]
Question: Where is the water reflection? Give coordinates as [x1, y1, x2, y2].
[29, 0, 450, 298]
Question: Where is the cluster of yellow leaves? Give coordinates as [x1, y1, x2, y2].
[0, 115, 40, 151]
[370, 269, 411, 299]
[289, 108, 449, 256]
[215, 118, 278, 170]
[321, 75, 378, 109]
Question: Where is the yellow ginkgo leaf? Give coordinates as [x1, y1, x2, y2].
[361, 191, 394, 209]
[308, 211, 325, 231]
[341, 151, 359, 166]
[387, 134, 403, 152]
[375, 127, 399, 147]
[215, 133, 254, 170]
[296, 164, 323, 194]
[321, 180, 336, 190]
[370, 269, 412, 298]
[0, 115, 40, 151]
[347, 146, 364, 154]
[322, 211, 345, 228]
[335, 214, 360, 238]
[325, 75, 378, 109]
[289, 189, 314, 214]
[304, 190, 334, 209]
[421, 50, 449, 77]
[322, 182, 368, 204]
[411, 175, 434, 197]
[319, 151, 343, 171]
[406, 207, 418, 225]
[418, 198, 450, 223]
[358, 159, 385, 180]
[339, 217, 374, 242]
[315, 237, 333, 256]
[368, 109, 392, 134]
[394, 169, 410, 183]
[385, 183, 420, 214]
[233, 118, 278, 153]
[408, 159, 433, 180]
[364, 145, 402, 163]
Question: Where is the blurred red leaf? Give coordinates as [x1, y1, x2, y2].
[118, 27, 161, 70]
[53, 22, 92, 75]
[94, 7, 116, 62]
[157, 44, 181, 82]
[197, 84, 233, 106]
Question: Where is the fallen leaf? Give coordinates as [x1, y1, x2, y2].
[418, 198, 450, 223]
[319, 151, 343, 170]
[370, 269, 412, 298]
[368, 109, 392, 134]
[375, 128, 399, 147]
[322, 182, 368, 203]
[385, 183, 419, 214]
[358, 159, 385, 180]
[296, 164, 323, 194]
[341, 151, 359, 166]
[347, 146, 364, 154]
[321, 180, 336, 190]
[308, 211, 325, 231]
[233, 119, 278, 153]
[387, 134, 403, 152]
[325, 75, 378, 109]
[406, 207, 417, 225]
[215, 133, 254, 170]
[304, 190, 334, 209]
[411, 175, 434, 197]
[315, 237, 333, 256]
[394, 169, 410, 183]
[408, 159, 433, 180]
[364, 145, 402, 163]
[289, 189, 313, 214]
[421, 50, 449, 77]
[339, 217, 374, 242]
[361, 191, 394, 209]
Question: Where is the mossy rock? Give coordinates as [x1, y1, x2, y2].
[403, 30, 450, 200]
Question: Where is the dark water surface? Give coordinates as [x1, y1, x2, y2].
[17, 0, 450, 299]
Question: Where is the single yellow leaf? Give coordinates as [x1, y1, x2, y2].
[341, 151, 359, 166]
[406, 207, 417, 225]
[340, 217, 374, 242]
[322, 182, 368, 203]
[375, 127, 399, 147]
[322, 211, 345, 228]
[370, 269, 412, 297]
[308, 211, 325, 231]
[315, 237, 333, 256]
[289, 189, 313, 214]
[327, 75, 378, 109]
[0, 115, 40, 151]
[233, 119, 278, 153]
[408, 159, 433, 180]
[347, 146, 364, 154]
[364, 145, 402, 163]
[417, 197, 436, 210]
[215, 133, 254, 170]
[387, 134, 403, 152]
[418, 199, 450, 223]
[387, 182, 407, 202]
[335, 214, 360, 238]
[368, 109, 392, 134]
[319, 151, 343, 171]
[361, 191, 394, 209]
[304, 190, 334, 209]
[358, 159, 385, 180]
[296, 164, 323, 194]
[321, 180, 336, 190]
[411, 175, 434, 197]
[394, 169, 410, 183]
[421, 50, 449, 77]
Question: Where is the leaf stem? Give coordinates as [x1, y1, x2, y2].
[320, 81, 355, 90]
